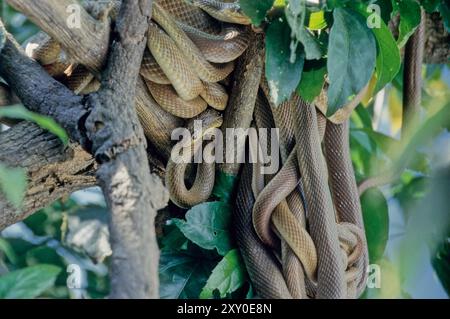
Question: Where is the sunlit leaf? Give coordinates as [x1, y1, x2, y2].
[308, 10, 327, 30]
[200, 249, 247, 299]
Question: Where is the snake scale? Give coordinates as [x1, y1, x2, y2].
[1, 0, 426, 299]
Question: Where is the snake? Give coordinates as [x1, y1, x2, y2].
[165, 109, 223, 208]
[5, 0, 422, 299]
[237, 87, 368, 298]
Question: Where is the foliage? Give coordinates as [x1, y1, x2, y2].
[0, 199, 110, 299]
[0, 265, 61, 299]
[200, 249, 247, 299]
[0, 0, 449, 299]
[0, 1, 67, 210]
[242, 0, 449, 114]
[173, 202, 233, 256]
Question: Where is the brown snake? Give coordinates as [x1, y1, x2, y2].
[1, 0, 427, 299]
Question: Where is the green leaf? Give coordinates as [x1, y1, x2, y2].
[361, 189, 389, 263]
[327, 8, 376, 116]
[373, 22, 402, 93]
[397, 0, 422, 48]
[0, 105, 68, 145]
[25, 247, 65, 268]
[375, 0, 394, 24]
[200, 249, 247, 299]
[439, 1, 450, 32]
[0, 265, 61, 299]
[308, 10, 327, 30]
[212, 172, 238, 203]
[353, 5, 402, 93]
[172, 202, 233, 256]
[265, 17, 305, 106]
[297, 60, 326, 102]
[285, 0, 323, 60]
[239, 0, 274, 26]
[0, 163, 27, 208]
[160, 225, 189, 252]
[159, 251, 216, 299]
[420, 0, 441, 13]
[0, 238, 19, 265]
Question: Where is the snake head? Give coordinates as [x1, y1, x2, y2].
[187, 109, 223, 143]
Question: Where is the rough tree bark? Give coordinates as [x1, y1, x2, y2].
[5, 0, 182, 157]
[0, 0, 169, 298]
[0, 122, 96, 230]
[83, 0, 167, 298]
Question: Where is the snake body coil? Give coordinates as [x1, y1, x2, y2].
[8, 0, 374, 299]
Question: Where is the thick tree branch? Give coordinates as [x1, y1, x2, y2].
[0, 20, 88, 143]
[1, 0, 167, 297]
[0, 122, 96, 230]
[84, 0, 167, 299]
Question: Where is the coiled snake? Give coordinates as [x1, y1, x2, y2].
[0, 0, 425, 299]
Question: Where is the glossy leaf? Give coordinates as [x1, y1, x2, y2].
[361, 188, 389, 263]
[285, 0, 323, 60]
[439, 1, 450, 32]
[355, 5, 401, 93]
[173, 202, 233, 256]
[397, 0, 422, 48]
[297, 60, 326, 102]
[239, 0, 274, 26]
[327, 8, 376, 116]
[212, 172, 238, 203]
[159, 251, 216, 299]
[265, 17, 305, 106]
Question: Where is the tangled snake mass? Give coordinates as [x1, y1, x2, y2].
[0, 0, 378, 299]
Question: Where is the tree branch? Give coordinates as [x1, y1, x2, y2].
[1, 0, 167, 297]
[0, 20, 88, 143]
[6, 0, 110, 73]
[0, 122, 96, 230]
[84, 0, 167, 298]
[4, 0, 182, 156]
